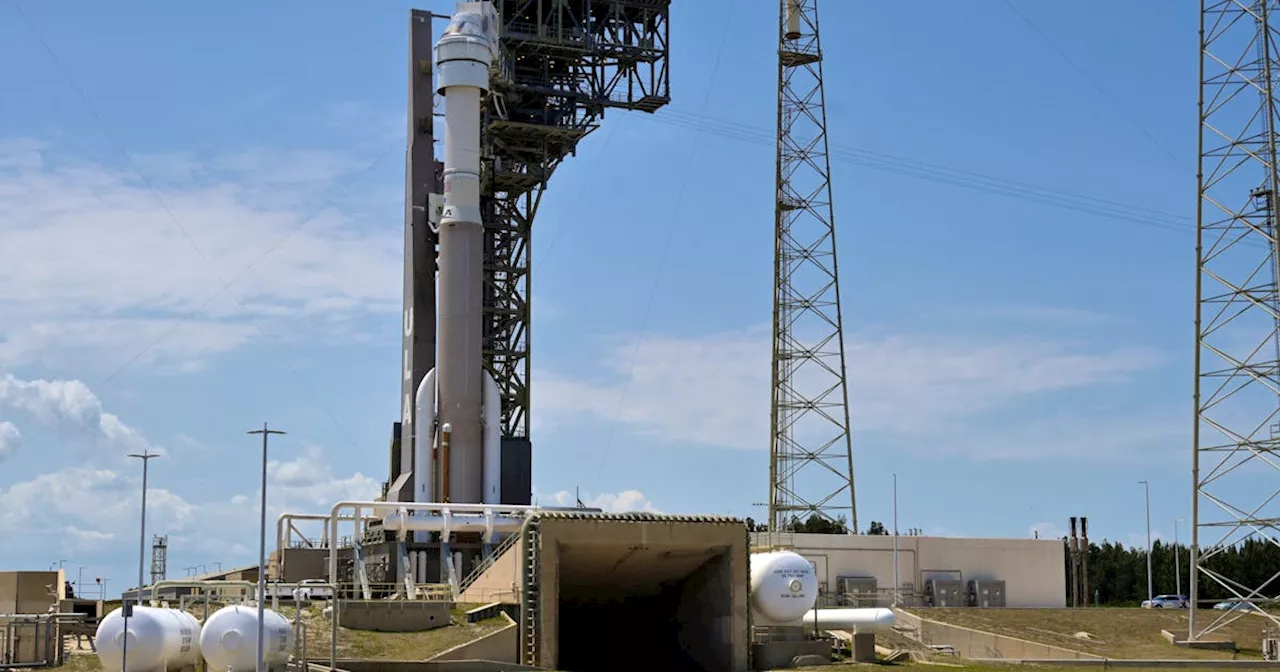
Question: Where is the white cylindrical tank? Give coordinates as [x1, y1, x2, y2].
[95, 605, 202, 671]
[800, 607, 897, 634]
[200, 605, 294, 672]
[750, 550, 819, 624]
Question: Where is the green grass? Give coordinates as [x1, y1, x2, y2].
[912, 608, 1267, 659]
[297, 602, 509, 661]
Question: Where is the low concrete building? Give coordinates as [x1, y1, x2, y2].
[0, 570, 69, 666]
[753, 532, 1065, 608]
[0, 570, 65, 614]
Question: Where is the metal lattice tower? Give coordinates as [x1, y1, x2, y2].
[149, 534, 167, 586]
[768, 0, 857, 534]
[481, 1, 672, 437]
[1191, 0, 1280, 640]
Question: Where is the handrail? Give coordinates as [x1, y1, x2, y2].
[457, 530, 521, 598]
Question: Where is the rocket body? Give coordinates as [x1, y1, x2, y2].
[436, 87, 485, 505]
[424, 2, 499, 507]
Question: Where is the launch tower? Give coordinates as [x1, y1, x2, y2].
[380, 0, 672, 583]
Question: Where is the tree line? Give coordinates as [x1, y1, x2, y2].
[743, 514, 1279, 605]
[1066, 537, 1280, 605]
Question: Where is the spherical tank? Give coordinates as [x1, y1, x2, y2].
[749, 550, 819, 623]
[95, 605, 202, 672]
[199, 605, 295, 672]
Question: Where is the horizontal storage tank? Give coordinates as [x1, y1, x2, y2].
[200, 605, 294, 672]
[799, 607, 896, 634]
[749, 550, 818, 624]
[95, 605, 201, 671]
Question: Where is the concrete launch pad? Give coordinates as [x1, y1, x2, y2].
[460, 511, 750, 672]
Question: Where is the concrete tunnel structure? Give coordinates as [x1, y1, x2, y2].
[459, 511, 751, 672]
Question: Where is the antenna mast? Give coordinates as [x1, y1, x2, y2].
[768, 0, 858, 534]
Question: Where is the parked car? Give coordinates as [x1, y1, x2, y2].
[293, 578, 333, 601]
[1213, 599, 1260, 611]
[1142, 594, 1188, 608]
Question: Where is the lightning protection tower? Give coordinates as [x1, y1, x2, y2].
[150, 534, 167, 586]
[768, 0, 857, 535]
[1192, 0, 1280, 640]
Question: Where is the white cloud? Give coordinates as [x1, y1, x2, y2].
[0, 421, 19, 459]
[0, 452, 379, 576]
[536, 326, 1167, 459]
[0, 373, 156, 453]
[263, 445, 382, 508]
[0, 138, 399, 372]
[537, 488, 660, 513]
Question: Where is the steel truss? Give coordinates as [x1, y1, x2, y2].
[768, 0, 858, 534]
[482, 0, 671, 437]
[1192, 0, 1280, 640]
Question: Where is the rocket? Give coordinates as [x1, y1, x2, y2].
[413, 2, 502, 527]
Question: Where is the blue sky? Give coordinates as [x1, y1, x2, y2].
[0, 0, 1205, 596]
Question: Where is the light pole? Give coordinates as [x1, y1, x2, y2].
[248, 422, 285, 672]
[892, 473, 900, 607]
[1139, 480, 1153, 603]
[76, 566, 86, 598]
[128, 451, 159, 598]
[126, 450, 159, 672]
[1175, 518, 1185, 597]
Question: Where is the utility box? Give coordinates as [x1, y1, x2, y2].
[925, 579, 965, 607]
[967, 579, 1006, 608]
[837, 576, 879, 607]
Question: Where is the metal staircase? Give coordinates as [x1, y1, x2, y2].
[456, 530, 522, 599]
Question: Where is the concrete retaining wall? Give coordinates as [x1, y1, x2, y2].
[430, 613, 519, 664]
[894, 608, 1101, 660]
[337, 600, 452, 632]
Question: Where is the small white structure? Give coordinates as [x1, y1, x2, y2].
[94, 605, 202, 671]
[199, 605, 294, 672]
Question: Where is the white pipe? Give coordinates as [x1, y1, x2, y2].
[414, 368, 438, 507]
[276, 511, 371, 583]
[799, 607, 896, 634]
[327, 500, 537, 585]
[482, 370, 501, 505]
[382, 512, 526, 533]
[276, 513, 346, 557]
[147, 580, 256, 607]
